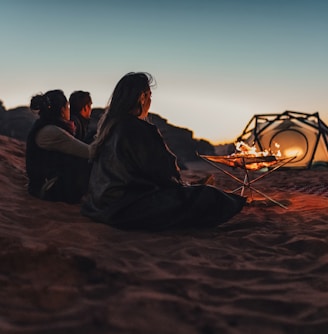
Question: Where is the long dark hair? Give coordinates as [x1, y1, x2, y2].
[30, 89, 67, 122]
[91, 72, 155, 157]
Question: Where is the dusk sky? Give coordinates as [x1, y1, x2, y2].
[1, 0, 328, 144]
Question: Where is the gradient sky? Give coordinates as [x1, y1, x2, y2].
[1, 0, 328, 144]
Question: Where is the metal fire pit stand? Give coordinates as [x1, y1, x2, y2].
[199, 155, 296, 209]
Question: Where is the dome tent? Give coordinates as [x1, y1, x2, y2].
[237, 111, 328, 169]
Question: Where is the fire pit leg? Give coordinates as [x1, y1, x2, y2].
[241, 173, 247, 197]
[199, 154, 296, 210]
[248, 187, 288, 209]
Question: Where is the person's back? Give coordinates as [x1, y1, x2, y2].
[84, 114, 182, 221]
[81, 72, 246, 230]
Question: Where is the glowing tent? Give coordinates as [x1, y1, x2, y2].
[237, 111, 328, 169]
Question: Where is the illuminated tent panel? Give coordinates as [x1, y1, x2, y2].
[237, 111, 328, 169]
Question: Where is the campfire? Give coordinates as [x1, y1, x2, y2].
[233, 141, 281, 158]
[204, 141, 283, 170]
[227, 141, 282, 170]
[200, 141, 297, 207]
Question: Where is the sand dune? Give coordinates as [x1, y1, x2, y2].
[0, 135, 328, 334]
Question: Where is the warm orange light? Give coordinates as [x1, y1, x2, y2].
[283, 147, 301, 158]
[273, 142, 281, 157]
[233, 141, 281, 157]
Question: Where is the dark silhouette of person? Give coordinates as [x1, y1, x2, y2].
[81, 72, 246, 230]
[69, 90, 94, 143]
[26, 90, 91, 203]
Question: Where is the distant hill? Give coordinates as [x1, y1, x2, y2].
[0, 106, 37, 141]
[0, 105, 217, 167]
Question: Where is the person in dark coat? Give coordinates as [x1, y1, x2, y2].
[81, 72, 246, 230]
[69, 90, 94, 143]
[26, 90, 91, 203]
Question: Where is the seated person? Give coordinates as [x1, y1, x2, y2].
[69, 90, 94, 143]
[26, 89, 91, 203]
[81, 72, 246, 230]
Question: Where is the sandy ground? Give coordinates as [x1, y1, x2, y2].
[0, 135, 328, 334]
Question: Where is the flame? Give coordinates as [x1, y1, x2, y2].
[232, 141, 281, 158]
[273, 142, 282, 157]
[204, 141, 297, 171]
[224, 141, 282, 170]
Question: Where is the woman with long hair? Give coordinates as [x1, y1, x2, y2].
[81, 72, 246, 230]
[26, 89, 91, 203]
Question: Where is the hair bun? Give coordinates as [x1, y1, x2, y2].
[30, 94, 51, 111]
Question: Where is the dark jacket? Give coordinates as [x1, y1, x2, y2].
[71, 113, 94, 143]
[26, 119, 90, 203]
[81, 115, 246, 230]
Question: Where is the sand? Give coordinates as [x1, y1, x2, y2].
[0, 135, 328, 334]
